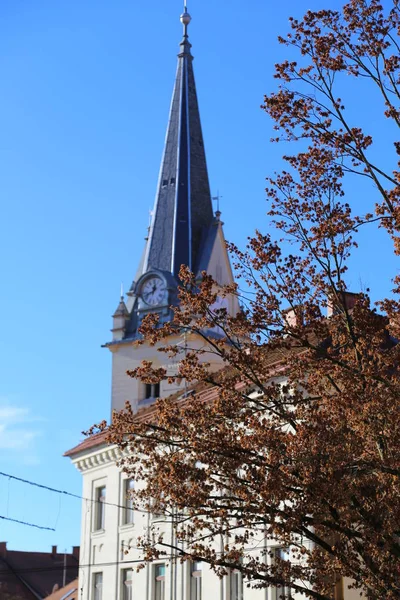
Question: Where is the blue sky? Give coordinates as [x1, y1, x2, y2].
[0, 0, 397, 553]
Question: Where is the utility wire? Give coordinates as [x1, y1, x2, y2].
[0, 544, 266, 577]
[0, 555, 173, 576]
[0, 515, 55, 532]
[0, 547, 245, 576]
[0, 471, 156, 516]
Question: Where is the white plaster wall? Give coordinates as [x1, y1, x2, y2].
[343, 578, 367, 600]
[110, 333, 228, 416]
[73, 447, 317, 600]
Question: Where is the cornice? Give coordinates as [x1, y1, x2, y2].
[73, 445, 122, 473]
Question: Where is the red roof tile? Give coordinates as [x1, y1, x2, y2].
[44, 578, 79, 600]
[64, 430, 108, 457]
[64, 345, 293, 458]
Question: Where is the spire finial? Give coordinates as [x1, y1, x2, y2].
[180, 4, 191, 37]
[212, 191, 223, 215]
[120, 282, 124, 300]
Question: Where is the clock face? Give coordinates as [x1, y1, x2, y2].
[141, 277, 167, 306]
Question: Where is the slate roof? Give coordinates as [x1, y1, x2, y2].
[142, 19, 214, 278]
[0, 545, 79, 600]
[196, 219, 220, 276]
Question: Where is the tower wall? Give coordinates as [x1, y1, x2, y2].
[110, 333, 228, 416]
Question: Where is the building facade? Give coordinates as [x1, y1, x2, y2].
[65, 9, 365, 600]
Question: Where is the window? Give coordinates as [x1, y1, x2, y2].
[123, 479, 135, 525]
[153, 564, 165, 600]
[230, 568, 243, 600]
[95, 486, 106, 531]
[150, 493, 166, 521]
[190, 561, 202, 600]
[93, 573, 103, 600]
[122, 569, 133, 600]
[273, 548, 292, 600]
[145, 383, 160, 399]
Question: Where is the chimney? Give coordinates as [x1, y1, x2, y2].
[72, 546, 80, 561]
[327, 292, 359, 317]
[51, 545, 57, 558]
[0, 542, 7, 558]
[283, 305, 304, 329]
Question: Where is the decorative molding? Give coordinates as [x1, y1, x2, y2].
[74, 446, 123, 473]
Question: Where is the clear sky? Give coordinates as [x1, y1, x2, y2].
[0, 0, 396, 553]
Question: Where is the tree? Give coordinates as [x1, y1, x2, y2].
[95, 1, 400, 599]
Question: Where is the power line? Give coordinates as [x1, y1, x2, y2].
[0, 471, 159, 518]
[0, 515, 55, 532]
[0, 555, 175, 576]
[0, 546, 264, 577]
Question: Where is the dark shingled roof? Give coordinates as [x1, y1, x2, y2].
[0, 544, 79, 600]
[143, 24, 214, 277]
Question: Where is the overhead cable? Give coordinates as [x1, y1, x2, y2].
[0, 514, 55, 532]
[0, 471, 163, 517]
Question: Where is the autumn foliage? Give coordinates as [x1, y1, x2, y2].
[98, 2, 400, 599]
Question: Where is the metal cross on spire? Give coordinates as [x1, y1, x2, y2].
[212, 191, 223, 219]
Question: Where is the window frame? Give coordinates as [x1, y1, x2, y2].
[150, 493, 166, 521]
[273, 547, 292, 600]
[94, 485, 106, 532]
[145, 383, 160, 400]
[190, 561, 202, 600]
[153, 563, 166, 600]
[229, 565, 243, 600]
[121, 568, 133, 600]
[122, 478, 135, 526]
[93, 572, 103, 600]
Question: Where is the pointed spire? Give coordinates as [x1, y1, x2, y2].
[143, 6, 214, 278]
[112, 290, 129, 318]
[112, 289, 129, 341]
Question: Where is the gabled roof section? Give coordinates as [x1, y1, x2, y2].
[0, 545, 79, 600]
[196, 219, 220, 277]
[143, 8, 214, 278]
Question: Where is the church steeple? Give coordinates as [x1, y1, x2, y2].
[106, 7, 239, 413]
[142, 6, 214, 277]
[109, 7, 238, 346]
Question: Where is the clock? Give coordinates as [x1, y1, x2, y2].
[141, 276, 167, 306]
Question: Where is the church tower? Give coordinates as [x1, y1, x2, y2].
[65, 10, 243, 600]
[106, 7, 239, 415]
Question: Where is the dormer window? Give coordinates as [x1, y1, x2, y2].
[145, 383, 160, 399]
[162, 179, 168, 188]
